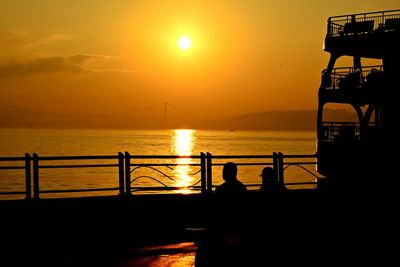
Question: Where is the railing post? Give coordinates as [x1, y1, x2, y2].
[124, 152, 131, 195]
[24, 153, 31, 200]
[278, 152, 284, 185]
[206, 152, 212, 193]
[118, 152, 124, 196]
[327, 17, 332, 36]
[273, 152, 279, 180]
[200, 152, 206, 194]
[32, 153, 40, 200]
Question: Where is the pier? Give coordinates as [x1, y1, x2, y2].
[0, 152, 324, 266]
[0, 152, 390, 266]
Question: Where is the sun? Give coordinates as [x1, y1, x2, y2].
[177, 35, 192, 50]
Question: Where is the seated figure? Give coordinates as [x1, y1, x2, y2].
[259, 167, 286, 192]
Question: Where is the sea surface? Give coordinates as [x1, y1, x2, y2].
[0, 128, 318, 199]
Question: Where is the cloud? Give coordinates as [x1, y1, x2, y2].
[0, 30, 35, 48]
[0, 55, 108, 76]
[89, 68, 143, 74]
[0, 30, 68, 48]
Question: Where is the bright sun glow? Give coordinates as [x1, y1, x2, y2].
[177, 36, 192, 50]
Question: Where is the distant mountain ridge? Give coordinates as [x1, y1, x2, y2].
[0, 101, 356, 130]
[215, 110, 317, 131]
[205, 109, 357, 131]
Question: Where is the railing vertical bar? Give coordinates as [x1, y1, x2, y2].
[273, 152, 279, 180]
[278, 152, 284, 185]
[118, 152, 124, 196]
[24, 153, 31, 200]
[327, 17, 332, 36]
[33, 153, 40, 199]
[125, 152, 131, 195]
[200, 152, 206, 194]
[206, 152, 212, 193]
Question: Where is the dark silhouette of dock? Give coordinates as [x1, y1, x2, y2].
[1, 190, 393, 266]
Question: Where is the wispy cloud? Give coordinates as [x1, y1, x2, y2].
[0, 54, 152, 76]
[0, 55, 106, 76]
[0, 30, 68, 48]
[89, 68, 149, 74]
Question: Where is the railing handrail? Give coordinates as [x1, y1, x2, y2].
[281, 154, 316, 158]
[0, 156, 27, 161]
[38, 164, 119, 169]
[128, 155, 202, 159]
[324, 65, 383, 72]
[321, 121, 361, 125]
[206, 155, 274, 159]
[321, 122, 375, 127]
[329, 9, 400, 21]
[34, 155, 119, 160]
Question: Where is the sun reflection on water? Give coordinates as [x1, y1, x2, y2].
[172, 129, 196, 193]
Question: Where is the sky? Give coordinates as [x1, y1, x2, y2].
[0, 1, 399, 129]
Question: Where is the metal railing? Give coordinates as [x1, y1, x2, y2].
[320, 122, 361, 142]
[203, 153, 277, 192]
[124, 152, 205, 194]
[327, 9, 400, 37]
[0, 154, 31, 198]
[1, 152, 320, 200]
[31, 153, 123, 199]
[204, 153, 318, 191]
[321, 65, 383, 91]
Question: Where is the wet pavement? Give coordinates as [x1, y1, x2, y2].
[85, 238, 317, 267]
[115, 242, 196, 267]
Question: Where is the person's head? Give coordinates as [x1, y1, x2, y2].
[222, 162, 237, 182]
[260, 167, 276, 185]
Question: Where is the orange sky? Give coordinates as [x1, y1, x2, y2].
[0, 1, 399, 128]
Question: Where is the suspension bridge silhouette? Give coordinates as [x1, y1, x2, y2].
[0, 101, 194, 129]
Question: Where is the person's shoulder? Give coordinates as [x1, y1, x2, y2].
[215, 183, 226, 193]
[279, 184, 287, 191]
[238, 180, 248, 190]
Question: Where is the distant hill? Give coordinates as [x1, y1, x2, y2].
[0, 101, 357, 130]
[203, 109, 358, 131]
[213, 110, 317, 131]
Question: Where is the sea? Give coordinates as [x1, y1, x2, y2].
[0, 128, 318, 199]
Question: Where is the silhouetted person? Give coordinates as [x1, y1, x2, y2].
[259, 167, 287, 192]
[197, 162, 247, 266]
[215, 162, 247, 194]
[213, 161, 247, 241]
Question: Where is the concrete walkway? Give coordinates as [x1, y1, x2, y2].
[115, 242, 196, 267]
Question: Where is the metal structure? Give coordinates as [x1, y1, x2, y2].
[317, 10, 400, 188]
